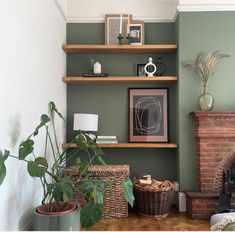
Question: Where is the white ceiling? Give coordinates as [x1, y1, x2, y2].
[54, 0, 235, 23]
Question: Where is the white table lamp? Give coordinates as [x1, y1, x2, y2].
[73, 113, 98, 139]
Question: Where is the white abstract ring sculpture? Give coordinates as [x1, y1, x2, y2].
[144, 57, 157, 77]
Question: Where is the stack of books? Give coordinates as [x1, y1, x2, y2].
[82, 73, 109, 77]
[96, 136, 118, 144]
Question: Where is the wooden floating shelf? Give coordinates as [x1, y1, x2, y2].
[63, 76, 178, 84]
[62, 143, 178, 149]
[62, 44, 177, 54]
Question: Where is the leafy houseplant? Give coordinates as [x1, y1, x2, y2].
[182, 51, 230, 111]
[0, 102, 134, 230]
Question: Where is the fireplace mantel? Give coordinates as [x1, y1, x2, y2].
[190, 111, 235, 116]
[190, 111, 235, 138]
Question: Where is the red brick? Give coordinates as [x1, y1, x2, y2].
[190, 112, 235, 218]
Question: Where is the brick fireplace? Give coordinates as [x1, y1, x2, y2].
[186, 111, 235, 219]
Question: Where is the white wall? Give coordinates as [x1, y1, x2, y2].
[0, 0, 66, 230]
[178, 0, 235, 11]
[67, 0, 179, 23]
[66, 0, 235, 23]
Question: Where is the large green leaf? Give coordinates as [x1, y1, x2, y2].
[81, 180, 105, 205]
[81, 202, 103, 228]
[75, 157, 81, 167]
[79, 159, 89, 177]
[19, 139, 34, 160]
[27, 157, 48, 177]
[49, 101, 65, 121]
[47, 178, 74, 203]
[95, 152, 106, 165]
[0, 150, 9, 185]
[123, 177, 135, 207]
[33, 114, 50, 136]
[74, 134, 88, 152]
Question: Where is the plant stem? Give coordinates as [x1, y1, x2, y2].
[44, 126, 48, 158]
[50, 108, 60, 158]
[45, 126, 59, 176]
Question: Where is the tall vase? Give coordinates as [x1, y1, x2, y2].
[198, 83, 214, 111]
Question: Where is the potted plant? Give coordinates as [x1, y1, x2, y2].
[182, 51, 230, 111]
[0, 102, 134, 230]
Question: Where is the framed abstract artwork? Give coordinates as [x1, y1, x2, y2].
[128, 88, 168, 142]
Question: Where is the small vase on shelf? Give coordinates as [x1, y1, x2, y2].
[93, 62, 101, 74]
[198, 84, 214, 111]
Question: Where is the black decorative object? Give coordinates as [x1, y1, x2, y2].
[155, 56, 166, 76]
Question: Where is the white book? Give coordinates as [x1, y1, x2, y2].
[96, 141, 118, 144]
[97, 135, 117, 139]
[96, 138, 118, 141]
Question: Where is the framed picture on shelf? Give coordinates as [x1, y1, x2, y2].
[128, 20, 144, 45]
[128, 88, 168, 142]
[136, 64, 147, 77]
[105, 14, 132, 45]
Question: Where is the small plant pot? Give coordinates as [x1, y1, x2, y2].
[33, 202, 80, 231]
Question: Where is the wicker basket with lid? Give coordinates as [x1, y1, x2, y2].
[64, 165, 129, 219]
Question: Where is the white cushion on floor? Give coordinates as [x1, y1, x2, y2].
[211, 212, 235, 226]
[211, 215, 235, 231]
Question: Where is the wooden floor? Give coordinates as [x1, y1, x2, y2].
[86, 207, 210, 231]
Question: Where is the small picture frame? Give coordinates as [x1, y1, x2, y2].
[128, 88, 168, 142]
[128, 20, 144, 45]
[105, 14, 132, 45]
[136, 64, 147, 77]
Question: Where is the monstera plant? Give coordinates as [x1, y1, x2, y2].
[0, 102, 134, 230]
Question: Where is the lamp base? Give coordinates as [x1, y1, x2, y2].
[87, 133, 96, 140]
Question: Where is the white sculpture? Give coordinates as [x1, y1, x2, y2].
[144, 57, 157, 77]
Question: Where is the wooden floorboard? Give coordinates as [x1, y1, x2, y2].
[85, 207, 210, 231]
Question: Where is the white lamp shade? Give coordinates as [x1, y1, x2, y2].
[73, 113, 98, 132]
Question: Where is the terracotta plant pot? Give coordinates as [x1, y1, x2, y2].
[33, 202, 80, 231]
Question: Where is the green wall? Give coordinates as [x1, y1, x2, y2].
[66, 12, 235, 189]
[177, 11, 235, 190]
[66, 23, 178, 180]
[174, 16, 180, 186]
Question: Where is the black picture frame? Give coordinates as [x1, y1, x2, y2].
[128, 88, 168, 142]
[136, 64, 147, 77]
[128, 20, 144, 45]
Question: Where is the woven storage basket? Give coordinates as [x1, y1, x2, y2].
[134, 179, 175, 219]
[64, 165, 129, 219]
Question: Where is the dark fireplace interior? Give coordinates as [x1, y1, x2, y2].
[219, 169, 235, 213]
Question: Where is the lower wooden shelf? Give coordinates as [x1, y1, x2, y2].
[63, 76, 177, 84]
[62, 143, 178, 149]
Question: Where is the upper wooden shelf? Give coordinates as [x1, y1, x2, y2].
[62, 76, 177, 84]
[62, 143, 178, 149]
[62, 44, 177, 54]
